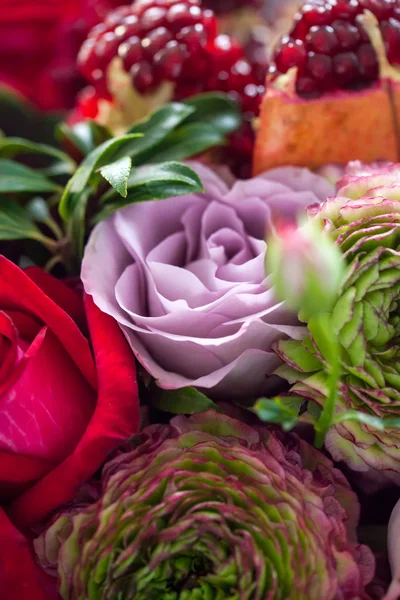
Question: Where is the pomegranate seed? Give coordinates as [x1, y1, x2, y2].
[333, 51, 360, 83]
[141, 7, 168, 31]
[131, 61, 155, 93]
[119, 36, 143, 71]
[307, 25, 338, 54]
[154, 40, 187, 79]
[381, 18, 400, 64]
[307, 52, 333, 81]
[212, 35, 243, 68]
[96, 32, 121, 67]
[274, 37, 307, 73]
[142, 27, 174, 59]
[176, 24, 207, 51]
[167, 3, 202, 29]
[78, 39, 98, 78]
[302, 3, 333, 25]
[330, 0, 361, 19]
[331, 20, 360, 48]
[360, 0, 395, 19]
[357, 43, 379, 79]
[269, 0, 400, 98]
[296, 75, 321, 97]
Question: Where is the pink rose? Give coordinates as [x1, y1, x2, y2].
[82, 162, 332, 399]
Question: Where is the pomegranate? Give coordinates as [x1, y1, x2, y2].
[75, 0, 269, 175]
[253, 0, 400, 173]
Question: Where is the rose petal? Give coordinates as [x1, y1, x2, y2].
[0, 507, 58, 600]
[8, 296, 139, 529]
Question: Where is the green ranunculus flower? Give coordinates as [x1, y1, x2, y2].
[275, 163, 400, 490]
[34, 411, 373, 600]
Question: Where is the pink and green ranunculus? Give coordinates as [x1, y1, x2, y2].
[275, 163, 400, 491]
[34, 410, 374, 600]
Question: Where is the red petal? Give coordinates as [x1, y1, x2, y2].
[8, 296, 139, 528]
[0, 258, 97, 388]
[0, 507, 58, 600]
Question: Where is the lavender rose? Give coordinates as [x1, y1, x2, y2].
[82, 162, 333, 399]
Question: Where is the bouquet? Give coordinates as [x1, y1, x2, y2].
[1, 0, 400, 599]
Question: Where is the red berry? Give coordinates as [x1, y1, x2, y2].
[307, 25, 338, 54]
[274, 37, 307, 73]
[270, 0, 400, 98]
[333, 51, 360, 84]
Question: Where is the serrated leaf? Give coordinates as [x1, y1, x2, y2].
[184, 92, 242, 134]
[96, 162, 203, 221]
[0, 159, 61, 194]
[0, 137, 75, 174]
[152, 386, 219, 414]
[100, 156, 132, 198]
[137, 123, 225, 165]
[0, 197, 43, 241]
[58, 133, 142, 220]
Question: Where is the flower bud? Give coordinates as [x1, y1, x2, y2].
[267, 220, 344, 318]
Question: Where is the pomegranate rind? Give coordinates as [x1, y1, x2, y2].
[253, 82, 399, 174]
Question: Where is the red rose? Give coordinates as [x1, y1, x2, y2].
[0, 508, 58, 600]
[0, 257, 139, 530]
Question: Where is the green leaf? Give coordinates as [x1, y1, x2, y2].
[308, 313, 340, 365]
[100, 156, 132, 198]
[152, 386, 219, 414]
[26, 197, 50, 222]
[383, 417, 400, 429]
[96, 162, 203, 221]
[0, 159, 61, 194]
[334, 410, 385, 430]
[124, 102, 195, 162]
[184, 92, 242, 135]
[0, 137, 75, 174]
[57, 121, 112, 157]
[137, 123, 225, 165]
[58, 133, 142, 220]
[254, 397, 301, 431]
[0, 198, 44, 241]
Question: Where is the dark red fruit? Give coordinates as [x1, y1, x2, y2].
[201, 0, 262, 15]
[271, 0, 400, 98]
[78, 0, 268, 118]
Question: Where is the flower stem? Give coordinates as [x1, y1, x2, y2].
[315, 333, 341, 448]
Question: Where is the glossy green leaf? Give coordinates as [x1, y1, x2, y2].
[184, 92, 242, 134]
[58, 133, 142, 220]
[57, 121, 112, 157]
[123, 102, 195, 161]
[0, 197, 44, 240]
[26, 197, 50, 222]
[0, 137, 75, 174]
[136, 123, 225, 165]
[152, 386, 219, 414]
[100, 156, 132, 198]
[0, 159, 61, 194]
[96, 162, 203, 221]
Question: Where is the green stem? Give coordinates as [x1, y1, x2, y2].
[44, 254, 62, 273]
[315, 342, 340, 448]
[43, 217, 64, 241]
